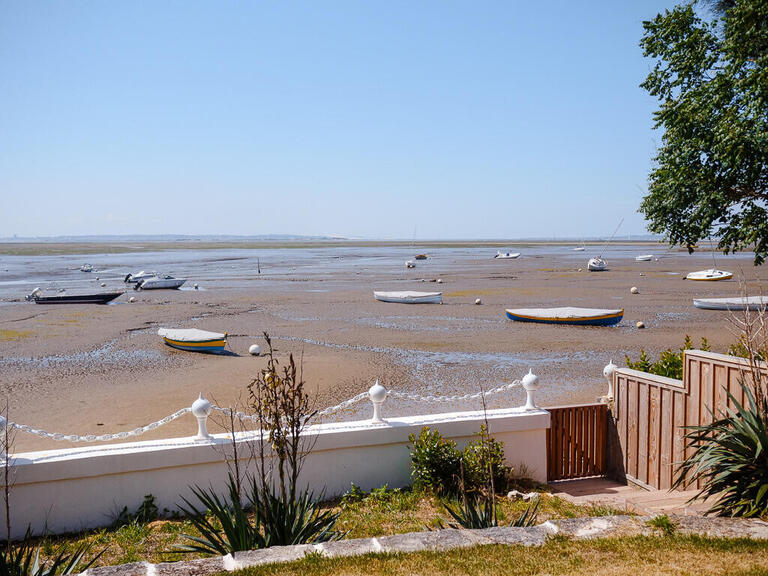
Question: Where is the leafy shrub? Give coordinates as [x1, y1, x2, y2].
[626, 335, 710, 379]
[462, 425, 509, 493]
[674, 382, 768, 517]
[408, 428, 462, 495]
[114, 494, 159, 527]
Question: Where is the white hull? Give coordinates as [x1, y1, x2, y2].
[693, 296, 768, 311]
[374, 291, 442, 304]
[635, 255, 653, 262]
[686, 269, 733, 281]
[137, 277, 187, 290]
[572, 247, 585, 252]
[495, 252, 520, 259]
[587, 258, 607, 271]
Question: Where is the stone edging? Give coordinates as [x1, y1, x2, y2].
[83, 515, 768, 576]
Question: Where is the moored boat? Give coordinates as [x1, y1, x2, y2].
[587, 257, 608, 271]
[135, 274, 187, 290]
[685, 269, 733, 281]
[635, 254, 653, 262]
[124, 270, 156, 283]
[505, 306, 623, 326]
[26, 288, 122, 305]
[374, 291, 442, 304]
[414, 254, 428, 260]
[693, 296, 768, 311]
[157, 328, 227, 352]
[494, 251, 520, 259]
[80, 264, 93, 272]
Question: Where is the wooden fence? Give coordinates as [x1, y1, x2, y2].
[546, 403, 607, 482]
[612, 350, 758, 490]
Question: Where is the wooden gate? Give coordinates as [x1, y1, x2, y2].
[546, 403, 607, 481]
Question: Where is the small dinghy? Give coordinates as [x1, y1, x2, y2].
[414, 254, 428, 260]
[135, 274, 187, 290]
[405, 260, 416, 268]
[494, 251, 520, 259]
[157, 328, 227, 352]
[374, 291, 442, 304]
[635, 254, 653, 262]
[572, 246, 585, 252]
[686, 269, 733, 281]
[505, 306, 623, 326]
[587, 257, 608, 271]
[26, 288, 122, 305]
[80, 263, 93, 272]
[693, 296, 768, 311]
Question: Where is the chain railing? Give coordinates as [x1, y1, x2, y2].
[0, 368, 544, 449]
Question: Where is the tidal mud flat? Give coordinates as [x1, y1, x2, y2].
[0, 242, 765, 451]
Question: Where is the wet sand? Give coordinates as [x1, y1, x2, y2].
[1, 243, 765, 451]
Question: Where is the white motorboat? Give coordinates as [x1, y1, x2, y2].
[374, 291, 442, 304]
[505, 307, 623, 326]
[157, 328, 227, 352]
[135, 274, 187, 290]
[693, 296, 768, 311]
[686, 269, 733, 281]
[124, 270, 156, 283]
[572, 246, 585, 252]
[588, 258, 608, 271]
[80, 264, 93, 272]
[405, 260, 416, 268]
[494, 251, 520, 259]
[635, 254, 653, 262]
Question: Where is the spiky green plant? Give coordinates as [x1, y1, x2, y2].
[0, 530, 100, 576]
[442, 496, 540, 529]
[673, 382, 768, 517]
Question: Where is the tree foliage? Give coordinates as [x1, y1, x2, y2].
[640, 0, 768, 263]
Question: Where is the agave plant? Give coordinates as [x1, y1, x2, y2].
[673, 382, 768, 517]
[0, 530, 100, 576]
[177, 474, 343, 555]
[442, 495, 540, 529]
[176, 475, 267, 555]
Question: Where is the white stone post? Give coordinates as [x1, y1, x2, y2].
[603, 360, 617, 401]
[191, 394, 213, 441]
[369, 380, 388, 423]
[521, 369, 539, 411]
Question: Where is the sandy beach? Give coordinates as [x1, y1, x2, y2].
[1, 241, 765, 452]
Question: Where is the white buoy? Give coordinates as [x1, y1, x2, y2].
[630, 286, 639, 294]
[128, 296, 135, 303]
[475, 298, 482, 305]
[636, 321, 645, 329]
[249, 344, 261, 356]
[437, 278, 442, 284]
[194, 283, 199, 289]
[100, 282, 106, 287]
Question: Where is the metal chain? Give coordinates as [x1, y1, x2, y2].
[5, 381, 523, 443]
[7, 408, 191, 443]
[387, 380, 521, 404]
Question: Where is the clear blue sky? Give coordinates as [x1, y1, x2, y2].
[0, 1, 673, 239]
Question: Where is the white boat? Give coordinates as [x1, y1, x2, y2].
[587, 258, 608, 271]
[505, 307, 623, 326]
[635, 254, 653, 262]
[405, 260, 416, 268]
[124, 270, 156, 283]
[693, 296, 768, 311]
[80, 264, 93, 272]
[136, 274, 187, 290]
[494, 251, 520, 259]
[686, 269, 733, 281]
[572, 246, 585, 252]
[157, 328, 227, 352]
[374, 291, 442, 304]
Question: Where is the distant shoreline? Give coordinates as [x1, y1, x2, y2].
[0, 239, 672, 256]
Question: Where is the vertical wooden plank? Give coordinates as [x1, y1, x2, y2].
[700, 359, 713, 426]
[637, 381, 650, 485]
[714, 364, 728, 417]
[598, 403, 607, 474]
[585, 405, 594, 476]
[648, 385, 661, 489]
[554, 409, 562, 481]
[569, 407, 576, 479]
[673, 390, 687, 489]
[618, 375, 628, 472]
[686, 359, 701, 464]
[576, 407, 584, 478]
[660, 387, 673, 489]
[627, 378, 638, 480]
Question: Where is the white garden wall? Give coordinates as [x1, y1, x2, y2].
[2, 407, 549, 539]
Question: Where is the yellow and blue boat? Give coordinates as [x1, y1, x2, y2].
[505, 307, 623, 326]
[157, 328, 227, 353]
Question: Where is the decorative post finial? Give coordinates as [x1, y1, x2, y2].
[603, 360, 617, 400]
[521, 369, 539, 411]
[191, 394, 213, 441]
[368, 380, 388, 423]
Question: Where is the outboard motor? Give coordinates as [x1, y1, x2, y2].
[124, 273, 132, 283]
[25, 287, 42, 301]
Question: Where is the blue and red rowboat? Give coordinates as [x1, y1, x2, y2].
[505, 307, 623, 326]
[157, 328, 227, 353]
